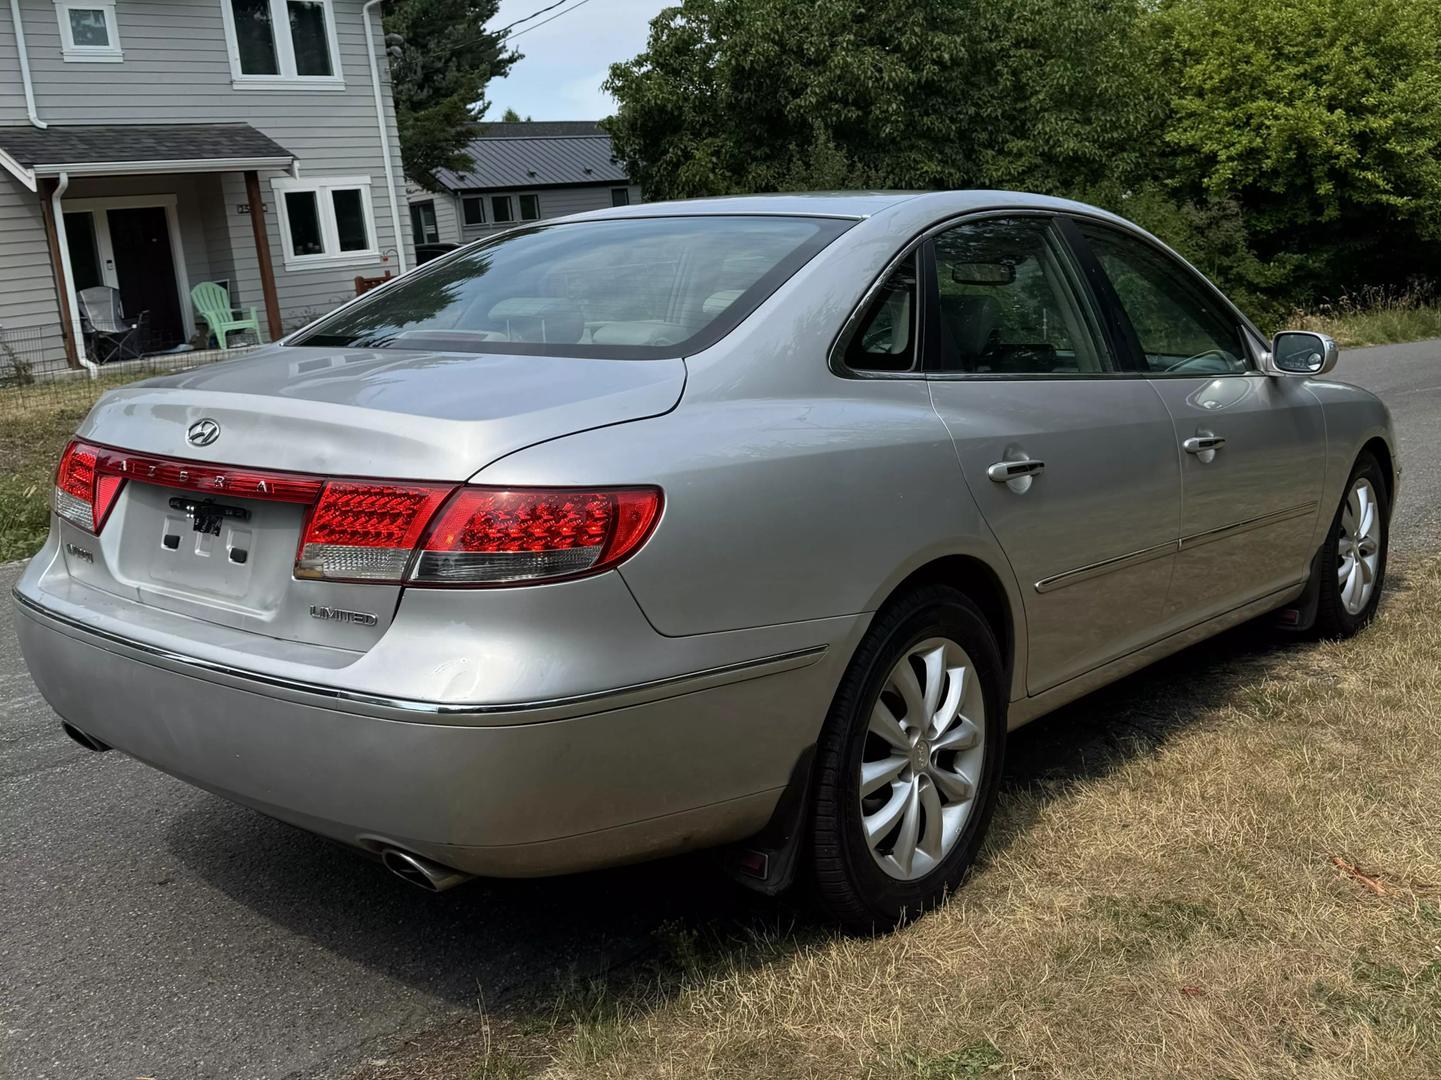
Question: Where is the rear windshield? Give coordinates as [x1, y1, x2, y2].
[291, 215, 852, 358]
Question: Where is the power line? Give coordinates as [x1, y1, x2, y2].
[492, 0, 571, 37]
[508, 0, 595, 40]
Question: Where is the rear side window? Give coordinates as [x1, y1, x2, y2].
[1077, 224, 1248, 375]
[293, 215, 850, 359]
[928, 216, 1105, 375]
[843, 255, 919, 372]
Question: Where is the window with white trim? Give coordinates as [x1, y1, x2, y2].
[490, 195, 514, 224]
[223, 0, 343, 87]
[270, 177, 378, 270]
[56, 0, 122, 61]
[611, 188, 630, 207]
[461, 196, 486, 227]
[518, 193, 540, 221]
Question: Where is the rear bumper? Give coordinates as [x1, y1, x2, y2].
[14, 576, 853, 877]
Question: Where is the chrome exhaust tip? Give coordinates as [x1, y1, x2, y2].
[61, 722, 111, 753]
[380, 848, 473, 893]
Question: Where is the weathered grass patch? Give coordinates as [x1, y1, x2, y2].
[1292, 286, 1441, 347]
[348, 556, 1441, 1080]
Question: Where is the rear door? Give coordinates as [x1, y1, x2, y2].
[920, 215, 1182, 694]
[1068, 220, 1326, 626]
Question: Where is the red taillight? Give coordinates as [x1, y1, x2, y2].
[296, 482, 453, 582]
[406, 487, 661, 586]
[53, 439, 661, 587]
[54, 440, 124, 533]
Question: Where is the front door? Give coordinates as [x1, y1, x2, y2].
[106, 206, 184, 351]
[923, 215, 1183, 695]
[1071, 221, 1327, 626]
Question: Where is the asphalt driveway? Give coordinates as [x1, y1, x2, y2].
[1, 338, 1437, 1079]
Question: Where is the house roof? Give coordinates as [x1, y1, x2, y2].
[433, 121, 629, 192]
[0, 123, 294, 191]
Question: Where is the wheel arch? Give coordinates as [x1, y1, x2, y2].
[877, 554, 1019, 696]
[1359, 435, 1396, 509]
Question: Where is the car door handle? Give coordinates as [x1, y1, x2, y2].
[1182, 435, 1226, 454]
[987, 459, 1046, 483]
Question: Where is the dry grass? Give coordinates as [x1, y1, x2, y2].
[1292, 285, 1441, 348]
[351, 557, 1441, 1080]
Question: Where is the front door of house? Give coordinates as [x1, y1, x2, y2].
[106, 207, 184, 350]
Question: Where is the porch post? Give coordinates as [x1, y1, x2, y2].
[244, 170, 284, 342]
[37, 178, 80, 368]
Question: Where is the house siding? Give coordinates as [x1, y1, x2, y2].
[455, 183, 642, 244]
[0, 177, 60, 339]
[0, 0, 412, 356]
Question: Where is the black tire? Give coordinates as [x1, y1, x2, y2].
[809, 585, 1006, 932]
[1313, 453, 1389, 638]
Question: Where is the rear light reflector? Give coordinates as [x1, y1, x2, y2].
[296, 482, 452, 582]
[51, 440, 661, 587]
[54, 441, 124, 533]
[407, 487, 661, 585]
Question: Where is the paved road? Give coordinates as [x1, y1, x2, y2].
[1, 339, 1436, 1080]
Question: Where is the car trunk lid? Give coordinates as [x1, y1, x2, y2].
[61, 346, 684, 650]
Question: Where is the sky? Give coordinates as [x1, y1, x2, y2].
[487, 0, 668, 121]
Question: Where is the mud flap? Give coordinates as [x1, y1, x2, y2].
[720, 746, 815, 896]
[1274, 546, 1324, 632]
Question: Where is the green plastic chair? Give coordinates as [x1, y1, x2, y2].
[191, 282, 261, 349]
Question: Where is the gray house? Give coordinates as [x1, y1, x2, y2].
[406, 121, 640, 249]
[0, 0, 413, 370]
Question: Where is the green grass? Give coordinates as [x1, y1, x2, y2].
[0, 378, 116, 562]
[1291, 286, 1441, 347]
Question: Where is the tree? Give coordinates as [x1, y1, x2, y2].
[500, 107, 533, 122]
[603, 0, 1165, 201]
[384, 0, 520, 190]
[1151, 0, 1441, 302]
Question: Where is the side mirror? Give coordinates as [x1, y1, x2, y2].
[1268, 330, 1339, 377]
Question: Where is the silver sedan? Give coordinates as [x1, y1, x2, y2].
[14, 192, 1397, 930]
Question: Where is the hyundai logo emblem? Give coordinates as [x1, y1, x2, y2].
[187, 418, 221, 447]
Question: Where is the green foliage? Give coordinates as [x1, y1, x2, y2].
[603, 0, 1164, 201]
[384, 0, 518, 190]
[1153, 0, 1441, 303]
[605, 0, 1441, 316]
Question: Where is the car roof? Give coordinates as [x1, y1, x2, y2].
[561, 190, 1123, 222]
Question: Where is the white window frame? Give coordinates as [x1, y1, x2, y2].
[517, 192, 541, 221]
[220, 0, 345, 90]
[270, 176, 379, 271]
[490, 194, 515, 225]
[461, 196, 486, 227]
[56, 0, 122, 62]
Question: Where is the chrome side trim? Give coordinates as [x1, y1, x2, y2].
[1034, 540, 1175, 595]
[1178, 501, 1317, 551]
[12, 587, 827, 720]
[1034, 501, 1318, 594]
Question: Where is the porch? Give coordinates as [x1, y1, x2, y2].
[0, 123, 291, 373]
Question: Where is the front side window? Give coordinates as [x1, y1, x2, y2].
[56, 1, 121, 60]
[271, 177, 377, 268]
[461, 196, 485, 227]
[293, 215, 850, 358]
[411, 201, 439, 245]
[842, 256, 918, 372]
[226, 0, 339, 83]
[929, 217, 1104, 375]
[1078, 224, 1247, 375]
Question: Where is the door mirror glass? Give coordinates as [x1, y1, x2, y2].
[1271, 330, 1338, 376]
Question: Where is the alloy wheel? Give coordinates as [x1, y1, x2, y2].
[1337, 477, 1382, 615]
[859, 637, 986, 881]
